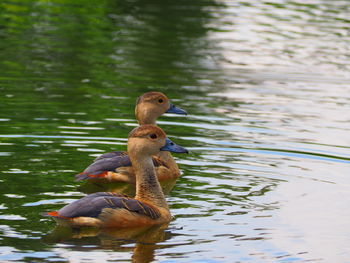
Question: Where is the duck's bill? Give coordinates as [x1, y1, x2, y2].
[160, 138, 189, 153]
[166, 104, 187, 115]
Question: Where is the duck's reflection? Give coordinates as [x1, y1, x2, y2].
[44, 223, 171, 263]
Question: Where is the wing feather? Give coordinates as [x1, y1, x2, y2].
[75, 154, 167, 181]
[75, 155, 132, 181]
[49, 192, 160, 220]
[94, 151, 127, 162]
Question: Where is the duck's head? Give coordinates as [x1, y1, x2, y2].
[128, 125, 188, 157]
[135, 92, 187, 125]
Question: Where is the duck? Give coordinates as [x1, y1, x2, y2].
[75, 91, 187, 183]
[44, 125, 188, 228]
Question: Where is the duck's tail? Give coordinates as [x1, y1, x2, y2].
[75, 171, 109, 181]
[42, 211, 73, 220]
[41, 211, 59, 218]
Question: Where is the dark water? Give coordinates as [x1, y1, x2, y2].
[1, 0, 350, 262]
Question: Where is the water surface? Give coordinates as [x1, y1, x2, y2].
[1, 0, 350, 262]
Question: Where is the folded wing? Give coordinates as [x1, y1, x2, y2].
[45, 192, 160, 220]
[75, 154, 168, 181]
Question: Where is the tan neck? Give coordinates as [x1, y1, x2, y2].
[135, 107, 157, 125]
[131, 153, 168, 209]
[156, 151, 179, 172]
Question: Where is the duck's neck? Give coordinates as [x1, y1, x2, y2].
[136, 110, 156, 126]
[131, 154, 168, 209]
[138, 119, 156, 125]
[156, 151, 179, 172]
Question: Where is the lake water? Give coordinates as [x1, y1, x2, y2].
[1, 0, 350, 262]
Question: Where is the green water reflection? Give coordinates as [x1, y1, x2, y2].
[0, 0, 221, 261]
[1, 0, 350, 262]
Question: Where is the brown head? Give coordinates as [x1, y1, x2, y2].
[135, 92, 187, 125]
[128, 125, 188, 157]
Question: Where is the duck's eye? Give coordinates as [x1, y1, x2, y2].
[158, 99, 164, 103]
[149, 133, 157, 139]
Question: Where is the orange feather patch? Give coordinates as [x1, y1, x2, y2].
[82, 171, 109, 179]
[47, 211, 59, 217]
[46, 211, 73, 220]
